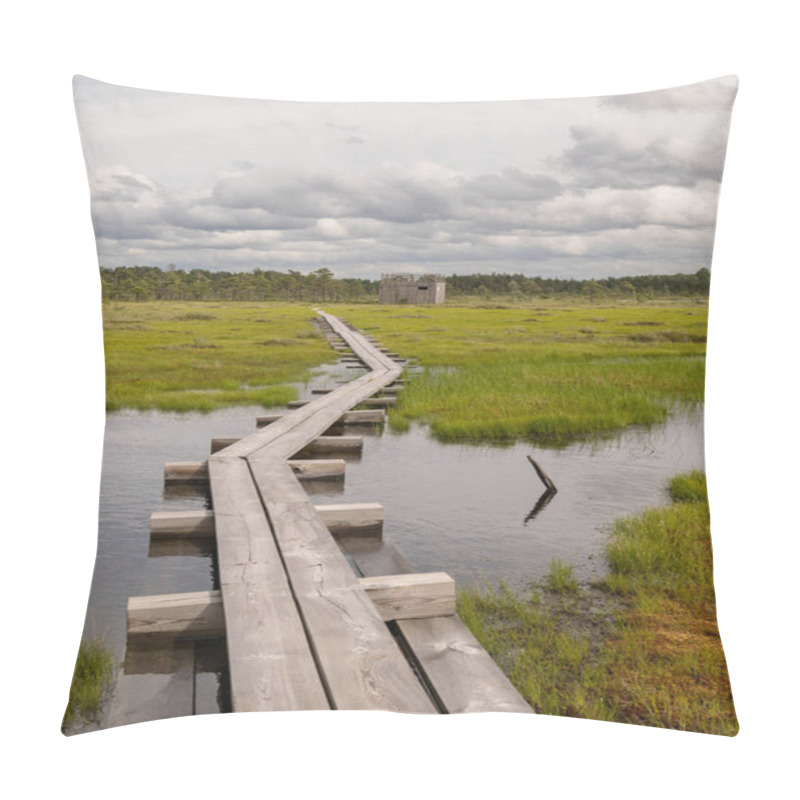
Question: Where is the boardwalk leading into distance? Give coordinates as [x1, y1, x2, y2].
[128, 311, 532, 716]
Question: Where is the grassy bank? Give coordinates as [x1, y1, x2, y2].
[102, 302, 331, 411]
[101, 301, 705, 448]
[457, 471, 738, 735]
[62, 638, 115, 732]
[330, 301, 707, 445]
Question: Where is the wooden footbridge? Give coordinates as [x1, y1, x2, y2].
[127, 312, 531, 715]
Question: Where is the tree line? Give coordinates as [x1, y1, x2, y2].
[99, 265, 710, 302]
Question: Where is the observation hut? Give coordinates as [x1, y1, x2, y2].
[378, 273, 446, 305]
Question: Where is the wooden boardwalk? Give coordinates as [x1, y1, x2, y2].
[127, 312, 531, 715]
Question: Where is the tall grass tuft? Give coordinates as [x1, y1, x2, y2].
[546, 558, 579, 594]
[62, 638, 115, 732]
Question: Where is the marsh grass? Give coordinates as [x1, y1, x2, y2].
[62, 638, 115, 731]
[546, 558, 579, 594]
[102, 302, 331, 411]
[329, 301, 707, 446]
[458, 472, 738, 735]
[102, 300, 706, 440]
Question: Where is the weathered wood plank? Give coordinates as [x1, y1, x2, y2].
[150, 502, 383, 542]
[314, 502, 384, 537]
[164, 458, 346, 481]
[396, 616, 534, 714]
[150, 510, 215, 536]
[127, 590, 224, 639]
[257, 409, 385, 427]
[208, 456, 330, 711]
[250, 461, 436, 712]
[212, 435, 362, 454]
[296, 435, 363, 453]
[164, 461, 208, 481]
[125, 571, 453, 638]
[358, 397, 397, 407]
[287, 459, 346, 479]
[358, 572, 455, 621]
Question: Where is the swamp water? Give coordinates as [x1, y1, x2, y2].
[76, 361, 704, 729]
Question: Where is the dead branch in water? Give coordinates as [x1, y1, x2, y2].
[527, 456, 557, 493]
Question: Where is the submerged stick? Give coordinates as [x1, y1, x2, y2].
[527, 456, 557, 493]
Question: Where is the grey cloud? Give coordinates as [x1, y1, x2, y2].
[212, 167, 458, 223]
[561, 126, 726, 189]
[211, 164, 561, 226]
[465, 167, 562, 202]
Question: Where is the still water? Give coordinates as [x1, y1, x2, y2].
[79, 361, 704, 727]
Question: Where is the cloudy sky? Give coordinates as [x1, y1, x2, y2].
[73, 75, 737, 279]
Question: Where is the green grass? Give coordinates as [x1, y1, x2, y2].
[101, 301, 706, 445]
[327, 301, 707, 446]
[668, 470, 708, 503]
[458, 471, 738, 735]
[545, 558, 579, 594]
[102, 302, 332, 412]
[62, 638, 115, 731]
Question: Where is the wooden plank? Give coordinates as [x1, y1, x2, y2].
[164, 459, 345, 482]
[150, 510, 215, 537]
[358, 397, 397, 407]
[249, 461, 436, 712]
[287, 458, 346, 479]
[297, 435, 363, 453]
[257, 409, 385, 427]
[358, 572, 455, 621]
[126, 572, 454, 633]
[396, 616, 534, 714]
[210, 437, 240, 452]
[152, 503, 383, 542]
[213, 435, 362, 454]
[314, 502, 383, 537]
[164, 461, 208, 481]
[127, 590, 224, 639]
[208, 456, 330, 711]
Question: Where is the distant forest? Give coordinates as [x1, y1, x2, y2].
[100, 265, 711, 302]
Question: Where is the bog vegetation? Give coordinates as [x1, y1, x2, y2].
[103, 294, 707, 448]
[330, 302, 707, 445]
[458, 471, 738, 735]
[62, 638, 115, 732]
[102, 303, 331, 411]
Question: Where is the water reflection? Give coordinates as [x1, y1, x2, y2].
[524, 487, 558, 524]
